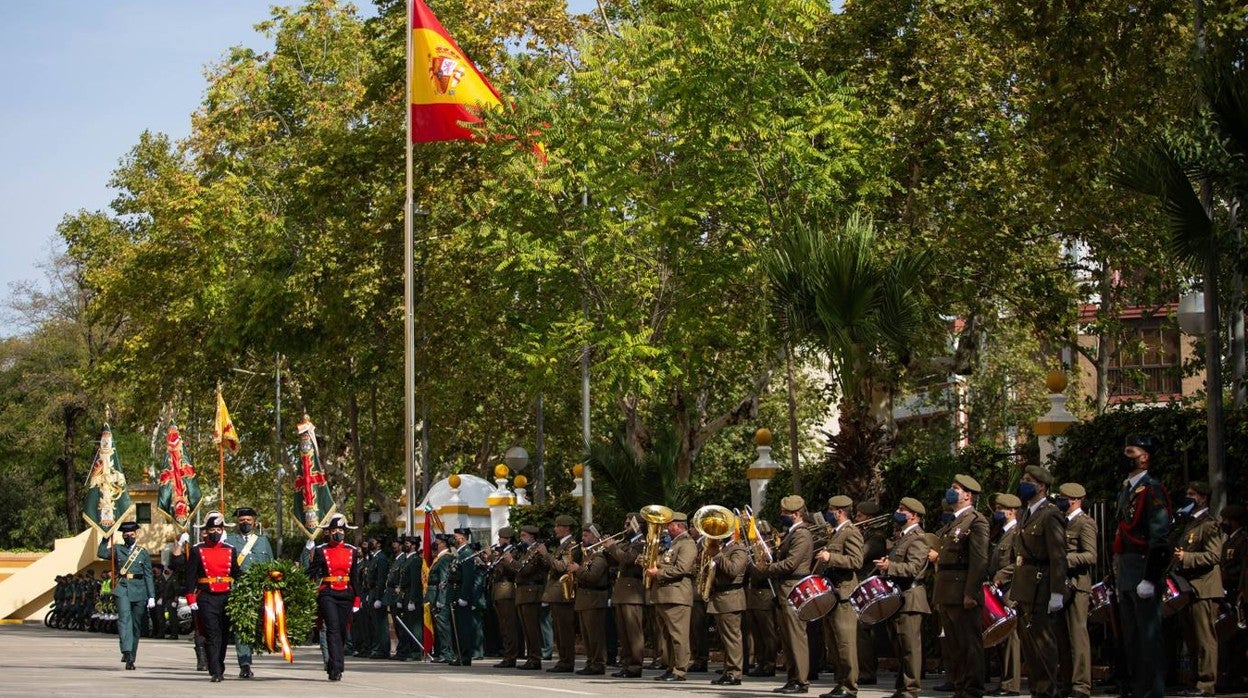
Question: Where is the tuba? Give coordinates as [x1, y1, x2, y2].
[693, 505, 739, 599]
[640, 504, 674, 589]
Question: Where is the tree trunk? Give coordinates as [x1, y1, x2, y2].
[1096, 260, 1113, 413]
[1231, 198, 1245, 407]
[785, 344, 802, 496]
[60, 402, 86, 534]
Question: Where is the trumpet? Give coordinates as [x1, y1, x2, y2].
[855, 513, 893, 530]
[693, 505, 738, 599]
[640, 504, 674, 589]
[582, 529, 630, 554]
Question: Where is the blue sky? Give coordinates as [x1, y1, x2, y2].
[0, 0, 595, 334]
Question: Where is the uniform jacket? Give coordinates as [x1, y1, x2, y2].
[822, 521, 864, 599]
[707, 541, 750, 614]
[368, 551, 391, 605]
[424, 550, 450, 607]
[934, 507, 989, 606]
[508, 544, 548, 606]
[746, 564, 776, 610]
[223, 531, 274, 572]
[186, 540, 243, 602]
[97, 538, 155, 602]
[447, 545, 479, 607]
[764, 522, 814, 598]
[1064, 511, 1098, 593]
[990, 522, 1019, 589]
[608, 535, 648, 605]
[1113, 471, 1171, 589]
[573, 549, 611, 611]
[650, 531, 697, 606]
[491, 545, 518, 602]
[1174, 512, 1224, 599]
[1223, 527, 1245, 599]
[1012, 500, 1068, 606]
[860, 528, 889, 579]
[886, 525, 931, 614]
[542, 536, 578, 604]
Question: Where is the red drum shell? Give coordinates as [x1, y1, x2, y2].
[786, 575, 838, 622]
[981, 583, 1016, 648]
[848, 576, 902, 625]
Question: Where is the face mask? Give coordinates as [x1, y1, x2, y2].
[1119, 454, 1137, 472]
[1055, 498, 1071, 513]
[992, 510, 1006, 524]
[207, 531, 223, 544]
[892, 512, 909, 526]
[238, 523, 253, 534]
[944, 488, 960, 506]
[1016, 482, 1038, 502]
[1179, 497, 1195, 511]
[939, 512, 955, 525]
[822, 510, 837, 525]
[331, 532, 346, 543]
[122, 534, 136, 546]
[660, 532, 672, 547]
[778, 514, 795, 528]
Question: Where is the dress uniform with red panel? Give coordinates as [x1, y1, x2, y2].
[185, 515, 242, 682]
[308, 515, 363, 681]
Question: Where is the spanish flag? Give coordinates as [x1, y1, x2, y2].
[213, 386, 240, 455]
[409, 0, 502, 143]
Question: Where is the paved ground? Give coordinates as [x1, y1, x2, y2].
[0, 623, 953, 698]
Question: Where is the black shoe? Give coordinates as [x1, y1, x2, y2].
[819, 691, 852, 698]
[613, 669, 642, 678]
[210, 675, 223, 683]
[449, 661, 464, 666]
[657, 674, 686, 682]
[495, 660, 517, 668]
[125, 660, 135, 671]
[991, 692, 1019, 697]
[328, 672, 342, 681]
[369, 653, 391, 660]
[576, 668, 605, 675]
[239, 666, 253, 679]
[197, 662, 207, 672]
[688, 663, 708, 673]
[859, 678, 877, 686]
[518, 661, 542, 670]
[748, 668, 778, 677]
[713, 676, 742, 686]
[648, 660, 667, 670]
[547, 665, 573, 673]
[777, 684, 810, 694]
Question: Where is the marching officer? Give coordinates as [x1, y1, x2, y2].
[425, 535, 454, 663]
[574, 524, 611, 674]
[988, 493, 1022, 697]
[1114, 434, 1171, 698]
[491, 527, 520, 668]
[97, 521, 155, 671]
[307, 513, 363, 681]
[1013, 465, 1066, 698]
[224, 506, 273, 679]
[934, 475, 989, 698]
[855, 502, 886, 685]
[1056, 483, 1096, 698]
[816, 495, 864, 698]
[758, 495, 815, 695]
[706, 520, 750, 685]
[447, 528, 479, 666]
[646, 510, 697, 682]
[185, 512, 243, 682]
[540, 515, 579, 672]
[603, 513, 647, 678]
[508, 525, 548, 670]
[365, 537, 392, 659]
[746, 519, 779, 678]
[1174, 481, 1223, 698]
[875, 497, 930, 698]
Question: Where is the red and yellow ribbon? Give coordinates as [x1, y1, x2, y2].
[263, 571, 294, 662]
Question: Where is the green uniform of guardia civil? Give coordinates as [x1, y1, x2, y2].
[1012, 499, 1067, 698]
[406, 549, 426, 657]
[390, 552, 415, 659]
[821, 521, 864, 695]
[97, 537, 155, 661]
[1057, 510, 1097, 698]
[1174, 510, 1224, 695]
[934, 506, 990, 698]
[1113, 471, 1170, 698]
[447, 544, 479, 665]
[425, 550, 453, 661]
[224, 530, 274, 669]
[365, 549, 391, 658]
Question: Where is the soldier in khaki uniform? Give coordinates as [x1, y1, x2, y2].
[505, 525, 548, 670]
[854, 502, 886, 685]
[539, 514, 579, 672]
[689, 528, 711, 673]
[573, 524, 611, 674]
[1173, 481, 1223, 697]
[1219, 505, 1246, 691]
[603, 513, 647, 677]
[746, 519, 779, 677]
[988, 494, 1022, 697]
[491, 527, 520, 668]
[875, 497, 930, 698]
[646, 511, 697, 681]
[1055, 483, 1096, 698]
[816, 495, 864, 698]
[707, 525, 751, 685]
[758, 494, 815, 694]
[934, 475, 990, 698]
[1012, 465, 1067, 698]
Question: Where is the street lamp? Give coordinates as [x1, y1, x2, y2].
[504, 446, 529, 474]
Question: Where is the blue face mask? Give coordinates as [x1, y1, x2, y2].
[992, 510, 1006, 524]
[822, 510, 837, 525]
[778, 514, 795, 529]
[944, 488, 960, 506]
[1055, 498, 1071, 512]
[1017, 482, 1038, 502]
[892, 512, 909, 526]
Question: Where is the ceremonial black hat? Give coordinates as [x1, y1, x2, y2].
[453, 527, 472, 539]
[204, 512, 226, 528]
[119, 521, 141, 533]
[1125, 433, 1159, 456]
[320, 513, 357, 530]
[233, 507, 257, 518]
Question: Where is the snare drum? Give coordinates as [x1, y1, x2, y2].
[787, 575, 838, 621]
[1089, 581, 1114, 624]
[1162, 575, 1190, 617]
[849, 576, 903, 625]
[1215, 602, 1243, 641]
[981, 583, 1016, 648]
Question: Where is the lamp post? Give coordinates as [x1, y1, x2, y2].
[1179, 291, 1226, 513]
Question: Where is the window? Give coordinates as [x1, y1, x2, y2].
[136, 503, 152, 524]
[1108, 321, 1182, 398]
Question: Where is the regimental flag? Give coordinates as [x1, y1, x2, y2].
[409, 0, 502, 143]
[421, 505, 443, 649]
[212, 386, 240, 454]
[292, 416, 336, 539]
[156, 423, 203, 531]
[82, 423, 135, 537]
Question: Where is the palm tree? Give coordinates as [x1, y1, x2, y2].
[763, 213, 939, 499]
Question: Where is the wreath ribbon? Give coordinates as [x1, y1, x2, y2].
[263, 588, 294, 662]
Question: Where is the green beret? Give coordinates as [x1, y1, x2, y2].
[993, 493, 1022, 509]
[899, 496, 926, 516]
[856, 501, 881, 517]
[520, 525, 540, 535]
[1024, 465, 1054, 485]
[554, 515, 576, 527]
[828, 495, 853, 509]
[1058, 482, 1086, 499]
[780, 495, 805, 512]
[498, 527, 515, 539]
[1189, 481, 1211, 496]
[954, 474, 982, 493]
[670, 511, 688, 523]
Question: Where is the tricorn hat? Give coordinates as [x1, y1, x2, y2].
[320, 513, 356, 530]
[203, 512, 226, 528]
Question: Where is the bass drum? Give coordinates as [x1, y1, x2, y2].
[849, 576, 902, 625]
[981, 583, 1017, 648]
[787, 575, 838, 621]
[1215, 602, 1244, 642]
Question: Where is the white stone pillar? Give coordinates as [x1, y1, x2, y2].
[514, 475, 531, 507]
[487, 465, 514, 543]
[747, 428, 779, 513]
[1036, 371, 1078, 466]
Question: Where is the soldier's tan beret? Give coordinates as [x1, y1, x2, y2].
[899, 497, 926, 516]
[1058, 483, 1086, 499]
[498, 526, 515, 538]
[828, 495, 853, 509]
[1024, 465, 1054, 485]
[780, 495, 806, 512]
[856, 500, 881, 516]
[670, 511, 688, 523]
[954, 474, 982, 493]
[993, 493, 1022, 509]
[554, 515, 577, 527]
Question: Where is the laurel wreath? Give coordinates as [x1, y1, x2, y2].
[226, 560, 317, 651]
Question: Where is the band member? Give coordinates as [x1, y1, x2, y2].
[225, 506, 273, 678]
[1013, 465, 1066, 698]
[306, 513, 362, 681]
[689, 525, 711, 673]
[97, 520, 155, 671]
[574, 524, 611, 674]
[1055, 483, 1096, 698]
[854, 502, 886, 685]
[646, 510, 697, 681]
[934, 475, 989, 698]
[507, 525, 548, 670]
[707, 522, 750, 685]
[1173, 481, 1223, 698]
[1114, 434, 1171, 698]
[746, 518, 780, 678]
[816, 495, 864, 698]
[491, 527, 520, 668]
[1220, 505, 1246, 691]
[875, 497, 930, 698]
[603, 513, 647, 677]
[185, 512, 243, 682]
[446, 528, 479, 666]
[539, 515, 579, 672]
[757, 495, 814, 694]
[988, 494, 1022, 697]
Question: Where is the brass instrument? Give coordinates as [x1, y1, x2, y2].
[582, 529, 629, 554]
[740, 505, 773, 567]
[640, 504, 674, 589]
[559, 543, 581, 600]
[693, 505, 738, 599]
[855, 513, 893, 530]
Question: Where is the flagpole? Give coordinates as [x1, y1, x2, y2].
[217, 382, 226, 516]
[403, 0, 417, 537]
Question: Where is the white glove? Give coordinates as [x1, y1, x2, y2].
[1047, 592, 1064, 613]
[456, 599, 468, 608]
[407, 603, 416, 612]
[189, 603, 199, 611]
[178, 532, 190, 545]
[1137, 579, 1156, 599]
[147, 598, 156, 609]
[373, 600, 382, 609]
[305, 539, 316, 550]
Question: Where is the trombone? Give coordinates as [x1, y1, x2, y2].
[582, 529, 630, 554]
[640, 504, 674, 589]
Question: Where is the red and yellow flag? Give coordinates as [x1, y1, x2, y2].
[213, 386, 240, 455]
[409, 0, 502, 143]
